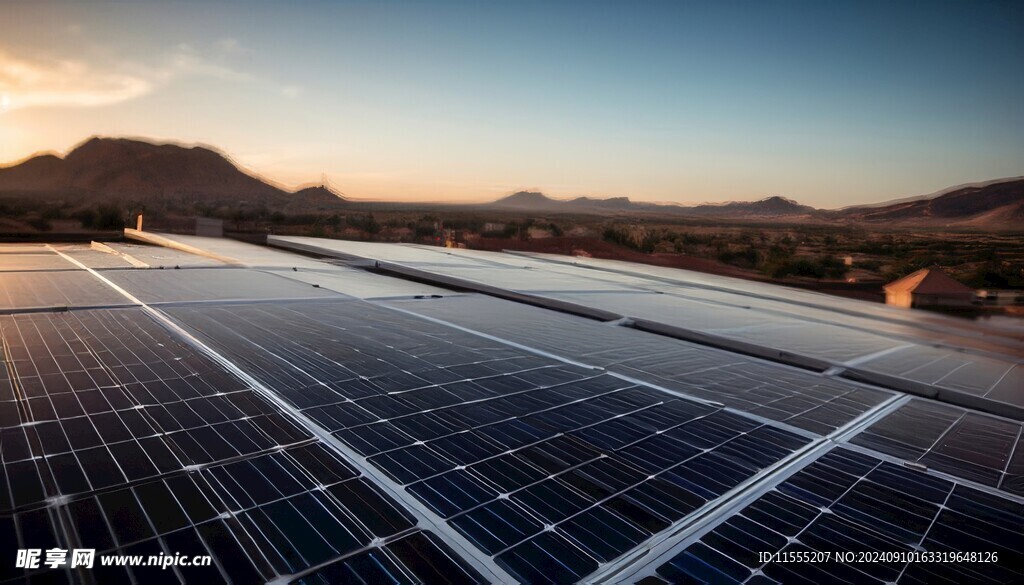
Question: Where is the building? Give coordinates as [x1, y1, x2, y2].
[884, 267, 976, 308]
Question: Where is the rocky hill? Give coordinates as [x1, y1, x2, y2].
[0, 137, 346, 212]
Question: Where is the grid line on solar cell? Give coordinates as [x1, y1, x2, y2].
[291, 531, 485, 585]
[643, 446, 1024, 585]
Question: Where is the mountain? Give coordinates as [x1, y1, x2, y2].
[489, 191, 818, 218]
[492, 191, 563, 210]
[0, 137, 346, 211]
[839, 177, 1024, 226]
[568, 196, 638, 211]
[683, 196, 818, 217]
[843, 176, 1024, 210]
[488, 183, 1022, 227]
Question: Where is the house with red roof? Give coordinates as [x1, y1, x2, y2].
[884, 267, 976, 308]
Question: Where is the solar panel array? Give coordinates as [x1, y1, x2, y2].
[381, 294, 893, 434]
[163, 299, 815, 583]
[272, 236, 1024, 417]
[2, 236, 1022, 584]
[0, 246, 487, 584]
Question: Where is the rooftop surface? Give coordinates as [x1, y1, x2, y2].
[1, 235, 1021, 584]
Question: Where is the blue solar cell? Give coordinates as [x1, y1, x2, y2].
[560, 506, 649, 562]
[407, 470, 499, 518]
[496, 531, 599, 584]
[450, 499, 543, 555]
[512, 479, 594, 524]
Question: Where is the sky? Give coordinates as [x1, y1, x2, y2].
[0, 1, 1021, 208]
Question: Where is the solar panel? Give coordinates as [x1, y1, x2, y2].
[0, 251, 78, 272]
[0, 271, 130, 311]
[849, 345, 1024, 407]
[0, 308, 486, 583]
[382, 295, 893, 434]
[52, 245, 139, 270]
[104, 243, 225, 268]
[851, 398, 1024, 495]
[148, 298, 820, 582]
[636, 447, 1024, 585]
[102, 268, 343, 304]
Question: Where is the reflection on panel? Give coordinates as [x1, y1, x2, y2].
[104, 268, 341, 303]
[0, 271, 129, 310]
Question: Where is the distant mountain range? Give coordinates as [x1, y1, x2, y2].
[489, 190, 819, 218]
[831, 178, 1024, 226]
[489, 180, 1024, 226]
[0, 137, 345, 211]
[1, 137, 1021, 227]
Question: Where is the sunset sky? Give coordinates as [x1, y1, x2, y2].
[1, 1, 1021, 207]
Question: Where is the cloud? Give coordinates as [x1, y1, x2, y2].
[162, 43, 254, 83]
[216, 38, 247, 55]
[0, 50, 154, 110]
[0, 40, 291, 112]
